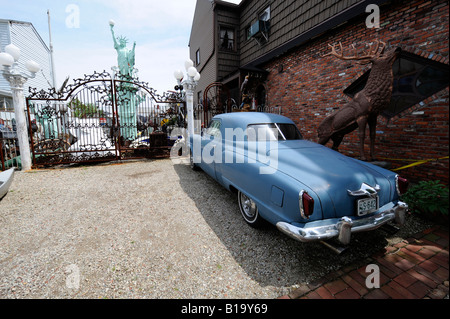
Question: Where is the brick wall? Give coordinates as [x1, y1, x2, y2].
[264, 0, 449, 185]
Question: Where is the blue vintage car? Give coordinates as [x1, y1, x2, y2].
[189, 112, 408, 248]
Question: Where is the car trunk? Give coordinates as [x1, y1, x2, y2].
[267, 141, 393, 220]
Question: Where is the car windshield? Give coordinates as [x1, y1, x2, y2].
[247, 123, 303, 141]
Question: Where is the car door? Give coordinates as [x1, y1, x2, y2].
[200, 119, 222, 179]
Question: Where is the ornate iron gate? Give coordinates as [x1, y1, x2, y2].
[202, 82, 232, 128]
[200, 81, 281, 129]
[26, 71, 184, 167]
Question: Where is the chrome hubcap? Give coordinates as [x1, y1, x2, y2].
[240, 193, 256, 219]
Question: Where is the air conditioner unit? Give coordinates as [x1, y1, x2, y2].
[248, 20, 270, 41]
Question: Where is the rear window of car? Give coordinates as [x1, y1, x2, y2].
[205, 119, 222, 137]
[247, 123, 303, 141]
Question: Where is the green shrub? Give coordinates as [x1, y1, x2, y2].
[401, 180, 449, 217]
[68, 98, 104, 118]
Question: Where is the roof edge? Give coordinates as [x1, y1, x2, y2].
[0, 19, 50, 52]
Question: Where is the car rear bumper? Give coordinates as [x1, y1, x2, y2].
[276, 201, 408, 245]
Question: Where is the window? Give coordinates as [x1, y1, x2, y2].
[247, 6, 271, 42]
[1, 97, 13, 111]
[206, 119, 221, 137]
[259, 6, 270, 22]
[219, 26, 235, 51]
[196, 49, 201, 66]
[246, 25, 252, 40]
[344, 51, 449, 118]
[247, 123, 303, 141]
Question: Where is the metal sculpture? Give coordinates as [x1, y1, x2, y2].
[317, 40, 401, 161]
[240, 75, 251, 111]
[110, 21, 136, 79]
[110, 20, 142, 142]
[203, 82, 231, 126]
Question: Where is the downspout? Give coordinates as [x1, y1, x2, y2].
[198, 2, 216, 75]
[47, 10, 57, 89]
[201, 2, 217, 125]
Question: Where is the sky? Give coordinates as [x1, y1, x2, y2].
[0, 0, 242, 94]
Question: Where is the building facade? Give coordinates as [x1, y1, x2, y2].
[0, 19, 54, 111]
[189, 0, 449, 184]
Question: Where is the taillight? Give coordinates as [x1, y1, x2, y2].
[300, 190, 314, 219]
[396, 175, 409, 195]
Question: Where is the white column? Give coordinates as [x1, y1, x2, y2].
[3, 73, 32, 171]
[174, 61, 200, 148]
[184, 82, 195, 139]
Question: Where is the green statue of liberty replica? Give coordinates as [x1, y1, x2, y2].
[109, 20, 142, 143]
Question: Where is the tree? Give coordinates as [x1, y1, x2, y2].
[68, 98, 104, 118]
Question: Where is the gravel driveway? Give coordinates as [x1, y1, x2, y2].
[0, 159, 431, 298]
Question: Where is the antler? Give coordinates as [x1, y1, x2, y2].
[323, 40, 386, 62]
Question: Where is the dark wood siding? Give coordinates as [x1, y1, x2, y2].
[239, 0, 361, 67]
[189, 0, 217, 103]
[216, 4, 241, 80]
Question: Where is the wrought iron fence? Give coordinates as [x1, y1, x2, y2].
[2, 71, 284, 171]
[26, 71, 185, 167]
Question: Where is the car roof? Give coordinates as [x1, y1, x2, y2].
[213, 112, 294, 129]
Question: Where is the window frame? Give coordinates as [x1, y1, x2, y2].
[247, 123, 303, 141]
[343, 51, 450, 118]
[246, 5, 271, 43]
[195, 49, 201, 66]
[219, 25, 236, 52]
[205, 119, 222, 137]
[259, 6, 270, 22]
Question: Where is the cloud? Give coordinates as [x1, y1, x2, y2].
[54, 37, 190, 94]
[135, 38, 190, 93]
[49, 0, 198, 94]
[54, 46, 114, 82]
[92, 0, 197, 31]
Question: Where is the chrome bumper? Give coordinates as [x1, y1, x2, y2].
[276, 201, 408, 245]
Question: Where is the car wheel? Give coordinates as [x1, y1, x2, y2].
[238, 191, 264, 228]
[190, 149, 200, 171]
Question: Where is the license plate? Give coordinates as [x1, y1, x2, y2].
[357, 197, 379, 216]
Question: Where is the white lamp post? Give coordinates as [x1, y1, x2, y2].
[173, 59, 200, 140]
[0, 43, 40, 171]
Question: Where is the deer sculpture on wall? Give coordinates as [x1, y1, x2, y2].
[317, 40, 401, 161]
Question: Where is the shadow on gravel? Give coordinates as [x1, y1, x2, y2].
[172, 162, 395, 288]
